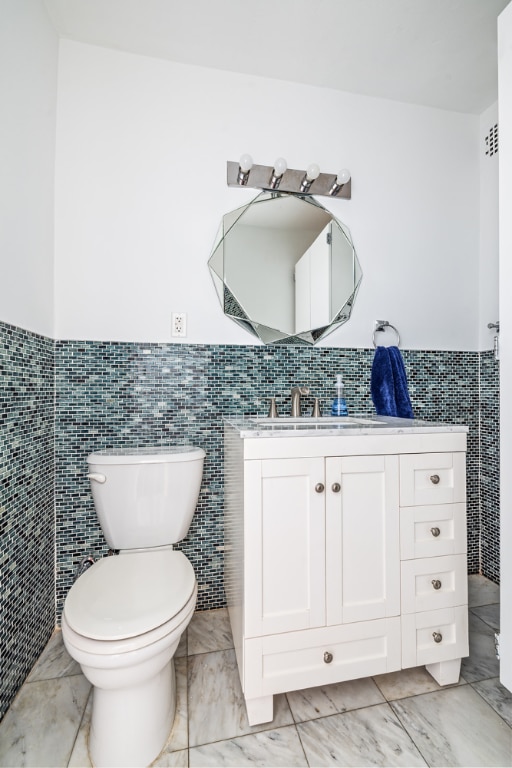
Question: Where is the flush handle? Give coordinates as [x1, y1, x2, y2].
[430, 527, 441, 537]
[432, 632, 443, 644]
[432, 579, 442, 590]
[87, 473, 106, 484]
[315, 483, 325, 493]
[430, 474, 440, 485]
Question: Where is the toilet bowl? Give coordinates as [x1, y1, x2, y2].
[61, 446, 205, 767]
[62, 549, 197, 767]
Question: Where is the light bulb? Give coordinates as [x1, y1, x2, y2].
[336, 168, 351, 185]
[239, 153, 253, 173]
[306, 163, 320, 181]
[273, 157, 287, 178]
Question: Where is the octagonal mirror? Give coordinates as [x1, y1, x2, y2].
[208, 191, 362, 344]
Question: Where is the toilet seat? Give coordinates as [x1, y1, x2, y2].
[64, 549, 195, 641]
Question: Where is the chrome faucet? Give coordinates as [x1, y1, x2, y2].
[291, 386, 310, 417]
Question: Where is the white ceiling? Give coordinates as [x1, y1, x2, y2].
[43, 0, 510, 114]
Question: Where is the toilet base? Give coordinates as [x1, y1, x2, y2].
[89, 657, 176, 768]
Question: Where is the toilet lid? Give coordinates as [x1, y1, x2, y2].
[64, 550, 196, 641]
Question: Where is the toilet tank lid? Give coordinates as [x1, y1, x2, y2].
[87, 446, 205, 465]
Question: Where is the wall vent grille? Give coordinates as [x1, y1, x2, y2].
[485, 124, 499, 157]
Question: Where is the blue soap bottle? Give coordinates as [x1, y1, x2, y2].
[331, 374, 348, 416]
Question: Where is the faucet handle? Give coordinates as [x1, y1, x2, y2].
[311, 398, 321, 417]
[268, 397, 279, 418]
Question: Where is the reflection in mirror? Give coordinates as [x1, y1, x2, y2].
[208, 192, 362, 345]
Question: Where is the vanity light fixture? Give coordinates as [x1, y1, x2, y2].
[300, 163, 321, 193]
[269, 157, 288, 189]
[329, 168, 351, 196]
[237, 153, 253, 185]
[228, 155, 351, 199]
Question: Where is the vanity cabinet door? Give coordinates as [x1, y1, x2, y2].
[244, 458, 326, 637]
[325, 455, 401, 626]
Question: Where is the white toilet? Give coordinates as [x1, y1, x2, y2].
[61, 446, 205, 768]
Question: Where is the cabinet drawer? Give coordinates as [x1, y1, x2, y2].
[402, 606, 469, 668]
[244, 619, 401, 698]
[401, 554, 467, 614]
[400, 453, 466, 506]
[400, 503, 467, 560]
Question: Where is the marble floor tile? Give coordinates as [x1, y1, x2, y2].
[68, 689, 92, 768]
[165, 657, 189, 753]
[27, 629, 81, 682]
[471, 602, 500, 632]
[461, 611, 500, 683]
[297, 703, 427, 766]
[152, 748, 189, 767]
[391, 684, 512, 767]
[472, 677, 512, 728]
[468, 574, 500, 607]
[373, 665, 465, 701]
[187, 648, 293, 747]
[0, 675, 90, 768]
[189, 725, 308, 767]
[286, 676, 385, 723]
[175, 629, 188, 658]
[187, 608, 233, 655]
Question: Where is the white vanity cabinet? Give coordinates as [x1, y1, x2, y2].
[224, 423, 469, 725]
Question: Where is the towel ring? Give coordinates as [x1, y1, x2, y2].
[373, 320, 400, 348]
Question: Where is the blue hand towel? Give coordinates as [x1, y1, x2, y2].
[371, 346, 414, 419]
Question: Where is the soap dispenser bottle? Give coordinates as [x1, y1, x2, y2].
[331, 374, 348, 416]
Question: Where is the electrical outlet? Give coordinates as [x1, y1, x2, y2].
[172, 312, 187, 337]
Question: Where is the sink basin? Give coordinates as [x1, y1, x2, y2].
[250, 416, 383, 426]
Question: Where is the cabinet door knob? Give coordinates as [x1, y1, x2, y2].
[315, 483, 325, 493]
[430, 474, 440, 485]
[430, 527, 441, 537]
[431, 579, 442, 590]
[324, 651, 333, 664]
[331, 482, 341, 493]
[432, 631, 443, 644]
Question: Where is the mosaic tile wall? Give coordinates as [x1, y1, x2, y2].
[0, 322, 55, 721]
[0, 325, 500, 720]
[480, 350, 500, 583]
[54, 342, 484, 620]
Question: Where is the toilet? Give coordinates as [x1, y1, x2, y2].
[61, 446, 205, 768]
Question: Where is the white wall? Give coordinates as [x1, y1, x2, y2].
[0, 0, 58, 338]
[479, 102, 500, 350]
[54, 39, 481, 349]
[499, 0, 512, 693]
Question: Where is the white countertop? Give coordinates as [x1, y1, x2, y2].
[225, 415, 469, 439]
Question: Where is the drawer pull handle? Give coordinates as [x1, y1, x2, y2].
[432, 631, 443, 644]
[324, 651, 333, 664]
[315, 483, 325, 493]
[331, 482, 341, 493]
[430, 474, 440, 485]
[432, 579, 442, 590]
[430, 527, 441, 537]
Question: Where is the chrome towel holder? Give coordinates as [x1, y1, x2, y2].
[373, 320, 401, 348]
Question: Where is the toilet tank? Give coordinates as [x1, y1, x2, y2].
[87, 446, 205, 550]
